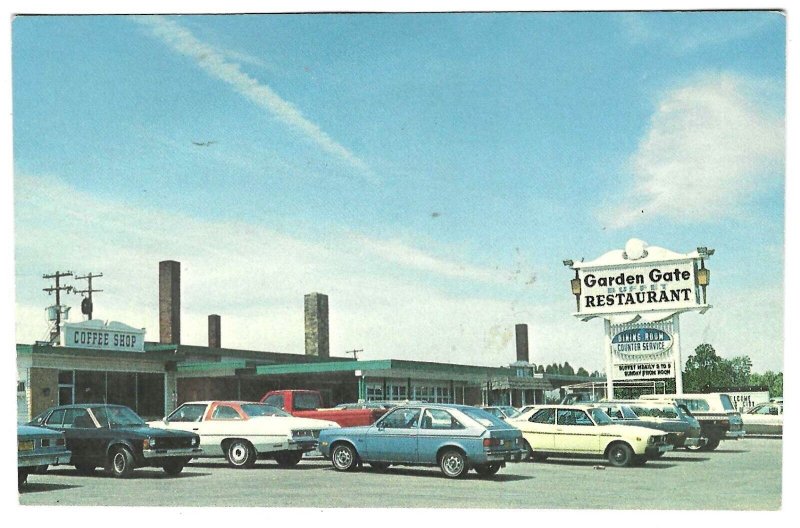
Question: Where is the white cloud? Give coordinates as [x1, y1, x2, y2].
[601, 73, 784, 229]
[132, 15, 373, 180]
[15, 173, 784, 374]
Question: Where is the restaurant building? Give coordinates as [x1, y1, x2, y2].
[17, 260, 601, 422]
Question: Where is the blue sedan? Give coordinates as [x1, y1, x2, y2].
[318, 404, 525, 478]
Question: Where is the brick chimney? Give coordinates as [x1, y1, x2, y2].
[159, 260, 181, 344]
[208, 314, 221, 348]
[515, 323, 529, 363]
[304, 292, 329, 358]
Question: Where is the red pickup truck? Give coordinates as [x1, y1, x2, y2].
[260, 390, 386, 427]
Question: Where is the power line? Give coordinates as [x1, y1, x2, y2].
[74, 272, 103, 320]
[42, 270, 73, 343]
[345, 349, 363, 361]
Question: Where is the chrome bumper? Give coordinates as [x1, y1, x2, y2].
[18, 450, 72, 468]
[142, 447, 203, 459]
[486, 448, 525, 462]
[684, 437, 707, 448]
[726, 429, 746, 439]
[288, 438, 319, 451]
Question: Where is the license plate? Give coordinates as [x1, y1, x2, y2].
[18, 440, 34, 451]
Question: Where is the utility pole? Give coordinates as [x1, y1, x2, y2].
[43, 271, 73, 343]
[74, 272, 103, 320]
[345, 349, 362, 361]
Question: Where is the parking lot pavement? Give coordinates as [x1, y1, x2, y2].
[18, 437, 781, 509]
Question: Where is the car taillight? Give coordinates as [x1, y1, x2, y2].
[56, 438, 65, 446]
[483, 438, 499, 448]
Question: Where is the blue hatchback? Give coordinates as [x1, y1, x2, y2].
[319, 404, 524, 478]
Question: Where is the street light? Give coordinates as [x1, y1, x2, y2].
[564, 259, 581, 311]
[696, 247, 714, 304]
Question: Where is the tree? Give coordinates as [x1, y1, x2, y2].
[561, 361, 575, 376]
[576, 367, 589, 377]
[750, 371, 783, 397]
[684, 344, 730, 392]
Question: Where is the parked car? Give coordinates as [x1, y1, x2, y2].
[508, 404, 672, 467]
[595, 400, 706, 451]
[17, 425, 71, 488]
[639, 393, 745, 450]
[261, 389, 387, 426]
[149, 401, 339, 468]
[319, 404, 525, 478]
[29, 404, 202, 478]
[742, 402, 783, 435]
[481, 406, 521, 420]
[335, 402, 393, 410]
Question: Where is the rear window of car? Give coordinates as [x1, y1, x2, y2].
[679, 399, 710, 412]
[461, 407, 507, 428]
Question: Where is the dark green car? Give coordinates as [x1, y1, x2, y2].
[29, 404, 202, 478]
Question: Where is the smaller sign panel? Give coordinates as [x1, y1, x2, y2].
[62, 320, 146, 352]
[611, 328, 674, 355]
[612, 361, 674, 381]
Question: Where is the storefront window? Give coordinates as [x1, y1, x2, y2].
[137, 373, 164, 419]
[75, 371, 106, 404]
[386, 383, 407, 401]
[107, 372, 137, 409]
[366, 384, 383, 401]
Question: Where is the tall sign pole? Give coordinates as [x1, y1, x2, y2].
[43, 270, 73, 343]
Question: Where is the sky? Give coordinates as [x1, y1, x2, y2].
[8, 9, 787, 375]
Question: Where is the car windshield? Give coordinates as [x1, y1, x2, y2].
[461, 407, 507, 428]
[91, 406, 146, 427]
[240, 404, 291, 417]
[589, 408, 613, 425]
[499, 406, 521, 418]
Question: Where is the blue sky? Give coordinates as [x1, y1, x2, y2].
[10, 11, 786, 373]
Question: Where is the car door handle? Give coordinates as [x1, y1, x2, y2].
[192, 428, 199, 431]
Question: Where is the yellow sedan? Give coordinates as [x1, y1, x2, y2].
[508, 404, 672, 467]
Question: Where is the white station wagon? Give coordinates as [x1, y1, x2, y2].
[149, 401, 339, 468]
[509, 404, 673, 467]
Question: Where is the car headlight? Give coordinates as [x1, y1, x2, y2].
[144, 437, 156, 449]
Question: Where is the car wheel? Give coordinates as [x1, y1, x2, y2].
[331, 443, 359, 472]
[607, 443, 634, 467]
[439, 449, 468, 479]
[162, 459, 186, 476]
[702, 438, 721, 451]
[109, 446, 135, 478]
[274, 451, 304, 467]
[632, 455, 648, 466]
[473, 463, 501, 477]
[226, 440, 257, 469]
[18, 469, 29, 489]
[75, 463, 96, 475]
[522, 439, 534, 461]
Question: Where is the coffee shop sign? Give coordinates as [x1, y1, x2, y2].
[62, 320, 146, 352]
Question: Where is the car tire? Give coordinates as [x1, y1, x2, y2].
[18, 469, 29, 489]
[109, 446, 135, 478]
[473, 463, 501, 477]
[531, 453, 549, 462]
[522, 439, 534, 461]
[607, 443, 634, 467]
[163, 459, 186, 476]
[368, 462, 390, 472]
[632, 455, 648, 466]
[274, 451, 304, 467]
[75, 463, 96, 475]
[439, 449, 468, 479]
[702, 438, 721, 451]
[226, 440, 257, 469]
[331, 443, 359, 472]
